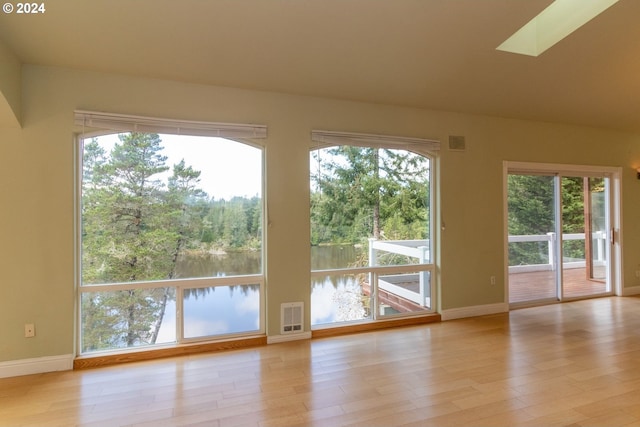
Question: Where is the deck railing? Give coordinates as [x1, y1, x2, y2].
[368, 238, 431, 308]
[367, 232, 607, 306]
[508, 231, 606, 273]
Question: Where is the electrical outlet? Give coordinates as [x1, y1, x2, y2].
[490, 276, 496, 285]
[24, 323, 35, 338]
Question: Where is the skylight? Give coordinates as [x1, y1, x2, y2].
[497, 0, 619, 57]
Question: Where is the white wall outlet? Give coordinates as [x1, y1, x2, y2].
[24, 323, 35, 338]
[490, 276, 496, 285]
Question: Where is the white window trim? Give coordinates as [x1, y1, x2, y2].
[74, 110, 267, 140]
[309, 132, 439, 324]
[311, 130, 440, 153]
[74, 112, 268, 355]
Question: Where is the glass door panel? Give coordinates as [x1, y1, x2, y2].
[507, 174, 559, 304]
[589, 179, 608, 282]
[562, 177, 609, 299]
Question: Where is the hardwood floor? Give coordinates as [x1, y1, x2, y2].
[3, 297, 640, 426]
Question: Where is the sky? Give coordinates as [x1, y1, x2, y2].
[89, 133, 263, 200]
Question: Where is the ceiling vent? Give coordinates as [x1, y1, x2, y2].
[281, 302, 303, 334]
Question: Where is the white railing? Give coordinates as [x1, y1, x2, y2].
[368, 232, 607, 297]
[368, 239, 431, 308]
[509, 231, 607, 273]
[369, 239, 430, 262]
[366, 231, 606, 307]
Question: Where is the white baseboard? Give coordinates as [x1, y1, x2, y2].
[267, 331, 312, 344]
[0, 354, 74, 379]
[441, 302, 508, 321]
[622, 285, 640, 296]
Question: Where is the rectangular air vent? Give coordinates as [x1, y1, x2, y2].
[281, 302, 303, 334]
[448, 135, 466, 151]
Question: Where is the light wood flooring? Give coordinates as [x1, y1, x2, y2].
[3, 297, 640, 426]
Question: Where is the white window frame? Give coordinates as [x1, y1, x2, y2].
[310, 130, 440, 327]
[74, 111, 268, 355]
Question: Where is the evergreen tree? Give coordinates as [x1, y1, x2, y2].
[310, 146, 429, 245]
[507, 175, 591, 265]
[81, 133, 205, 351]
[166, 159, 208, 275]
[223, 198, 249, 248]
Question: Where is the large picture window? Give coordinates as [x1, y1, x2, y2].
[309, 131, 438, 327]
[76, 112, 266, 354]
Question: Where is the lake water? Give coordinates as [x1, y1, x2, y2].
[155, 245, 363, 342]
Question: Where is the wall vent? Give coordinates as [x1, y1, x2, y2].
[448, 135, 466, 151]
[281, 302, 303, 334]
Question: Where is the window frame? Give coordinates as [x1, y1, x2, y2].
[503, 161, 623, 305]
[309, 131, 439, 327]
[74, 113, 267, 356]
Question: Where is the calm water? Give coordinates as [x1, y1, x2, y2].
[310, 245, 366, 324]
[175, 250, 263, 277]
[174, 245, 362, 279]
[310, 245, 363, 270]
[156, 245, 363, 341]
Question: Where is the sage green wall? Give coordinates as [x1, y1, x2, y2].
[1, 64, 639, 363]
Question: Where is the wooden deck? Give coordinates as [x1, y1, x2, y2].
[509, 266, 609, 304]
[361, 267, 609, 310]
[361, 281, 429, 314]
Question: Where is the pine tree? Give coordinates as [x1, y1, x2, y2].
[311, 146, 429, 245]
[81, 133, 205, 351]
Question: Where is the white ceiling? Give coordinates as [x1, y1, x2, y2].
[1, 0, 639, 132]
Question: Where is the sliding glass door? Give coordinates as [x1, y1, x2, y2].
[507, 165, 615, 306]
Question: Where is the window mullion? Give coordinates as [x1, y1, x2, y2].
[176, 285, 184, 344]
